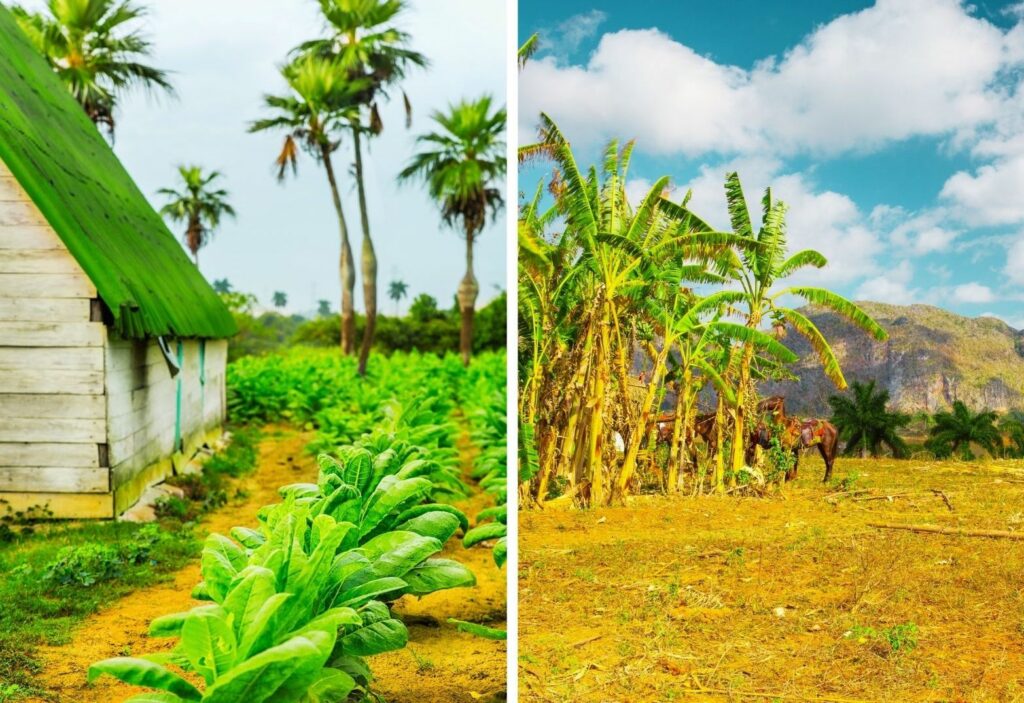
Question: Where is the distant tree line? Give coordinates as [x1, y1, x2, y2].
[224, 290, 505, 361]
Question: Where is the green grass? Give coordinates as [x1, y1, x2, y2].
[0, 425, 262, 698]
[0, 519, 198, 696]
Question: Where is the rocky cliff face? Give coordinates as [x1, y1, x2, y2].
[759, 302, 1024, 416]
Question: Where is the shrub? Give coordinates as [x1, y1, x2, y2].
[43, 525, 167, 587]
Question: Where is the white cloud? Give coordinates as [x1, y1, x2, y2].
[520, 0, 1014, 158]
[881, 207, 960, 253]
[548, 10, 608, 58]
[679, 160, 883, 285]
[941, 153, 1024, 226]
[951, 282, 995, 302]
[855, 260, 919, 304]
[1005, 235, 1024, 286]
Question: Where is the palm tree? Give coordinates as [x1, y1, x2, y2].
[298, 0, 426, 376]
[1000, 411, 1024, 458]
[928, 401, 1001, 459]
[212, 279, 232, 294]
[317, 299, 332, 317]
[388, 279, 408, 315]
[12, 0, 173, 136]
[272, 291, 288, 309]
[249, 54, 367, 354]
[828, 380, 910, 458]
[399, 96, 506, 366]
[157, 166, 234, 266]
[715, 173, 888, 477]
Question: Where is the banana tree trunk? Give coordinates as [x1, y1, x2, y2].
[670, 367, 694, 494]
[615, 344, 668, 500]
[715, 392, 726, 494]
[353, 128, 377, 376]
[731, 339, 757, 479]
[667, 381, 685, 494]
[587, 307, 611, 507]
[320, 145, 355, 354]
[458, 228, 478, 367]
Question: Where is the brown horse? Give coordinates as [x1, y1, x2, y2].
[748, 418, 839, 482]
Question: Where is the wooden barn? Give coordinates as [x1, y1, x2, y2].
[0, 7, 237, 519]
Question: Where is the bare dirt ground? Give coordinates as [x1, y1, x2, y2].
[28, 426, 506, 703]
[519, 455, 1024, 703]
[373, 477, 507, 703]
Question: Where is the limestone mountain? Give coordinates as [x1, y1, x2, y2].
[761, 302, 1024, 416]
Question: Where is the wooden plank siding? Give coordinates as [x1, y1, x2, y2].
[107, 337, 228, 499]
[0, 159, 110, 507]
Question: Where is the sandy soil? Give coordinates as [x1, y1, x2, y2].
[28, 426, 506, 703]
[520, 456, 1024, 703]
[372, 431, 508, 703]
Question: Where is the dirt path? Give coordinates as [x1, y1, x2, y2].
[28, 427, 315, 703]
[371, 431, 508, 703]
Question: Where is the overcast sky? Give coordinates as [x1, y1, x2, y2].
[520, 0, 1024, 328]
[23, 0, 507, 315]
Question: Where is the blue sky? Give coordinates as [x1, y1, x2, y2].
[21, 0, 506, 316]
[520, 0, 1024, 327]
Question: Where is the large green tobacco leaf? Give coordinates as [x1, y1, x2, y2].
[338, 618, 409, 657]
[305, 668, 358, 702]
[202, 634, 328, 703]
[393, 511, 461, 543]
[462, 522, 507, 549]
[88, 658, 202, 700]
[180, 606, 237, 685]
[400, 559, 476, 595]
[359, 477, 434, 538]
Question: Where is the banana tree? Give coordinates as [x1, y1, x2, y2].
[716, 173, 887, 475]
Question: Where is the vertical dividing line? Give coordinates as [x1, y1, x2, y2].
[505, 0, 520, 698]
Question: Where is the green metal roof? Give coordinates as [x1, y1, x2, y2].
[0, 4, 236, 339]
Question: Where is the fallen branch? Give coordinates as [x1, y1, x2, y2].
[570, 634, 602, 648]
[679, 686, 869, 703]
[824, 488, 871, 500]
[851, 492, 914, 502]
[868, 522, 1024, 540]
[930, 488, 955, 512]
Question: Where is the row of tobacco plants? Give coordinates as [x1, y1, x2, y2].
[517, 115, 887, 507]
[90, 350, 507, 701]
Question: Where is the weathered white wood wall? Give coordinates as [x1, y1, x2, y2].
[0, 160, 228, 518]
[0, 162, 109, 517]
[106, 336, 227, 498]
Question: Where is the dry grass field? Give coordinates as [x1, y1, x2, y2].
[519, 456, 1024, 702]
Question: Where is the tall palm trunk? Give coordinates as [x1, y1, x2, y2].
[187, 217, 201, 266]
[457, 227, 479, 366]
[353, 128, 377, 376]
[320, 144, 355, 353]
